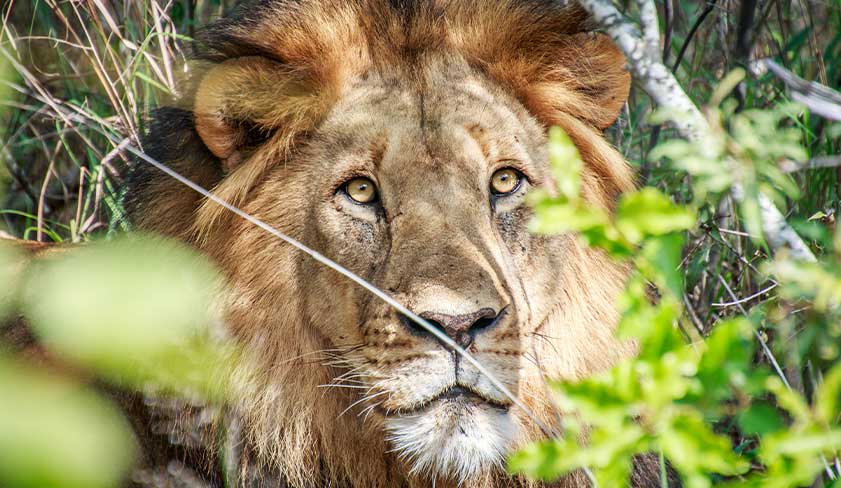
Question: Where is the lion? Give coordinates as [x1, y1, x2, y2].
[7, 0, 672, 486]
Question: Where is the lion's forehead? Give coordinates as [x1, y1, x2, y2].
[327, 71, 519, 129]
[314, 71, 544, 178]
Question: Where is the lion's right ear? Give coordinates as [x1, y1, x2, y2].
[193, 57, 330, 172]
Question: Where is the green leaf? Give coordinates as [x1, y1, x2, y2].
[815, 363, 841, 426]
[709, 68, 746, 107]
[0, 241, 23, 320]
[546, 126, 583, 202]
[639, 233, 685, 298]
[616, 275, 683, 356]
[694, 319, 755, 404]
[615, 188, 696, 244]
[766, 377, 812, 422]
[508, 439, 573, 481]
[529, 200, 610, 236]
[20, 235, 237, 399]
[660, 412, 750, 477]
[737, 177, 765, 248]
[738, 402, 784, 435]
[765, 257, 841, 312]
[766, 430, 841, 456]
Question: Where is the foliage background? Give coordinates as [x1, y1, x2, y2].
[1, 0, 840, 487]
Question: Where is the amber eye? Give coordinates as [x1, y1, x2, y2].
[344, 177, 378, 204]
[490, 168, 523, 195]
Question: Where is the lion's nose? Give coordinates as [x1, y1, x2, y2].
[399, 308, 503, 347]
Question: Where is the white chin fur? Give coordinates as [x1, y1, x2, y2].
[385, 400, 515, 484]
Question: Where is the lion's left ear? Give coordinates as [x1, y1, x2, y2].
[558, 32, 631, 130]
[484, 32, 631, 131]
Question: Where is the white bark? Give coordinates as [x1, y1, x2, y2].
[637, 0, 661, 62]
[578, 0, 817, 263]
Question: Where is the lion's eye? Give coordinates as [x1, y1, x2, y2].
[344, 177, 378, 204]
[490, 168, 523, 195]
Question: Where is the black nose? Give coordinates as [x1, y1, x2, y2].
[399, 307, 503, 347]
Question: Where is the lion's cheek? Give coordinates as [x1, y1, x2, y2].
[315, 201, 386, 271]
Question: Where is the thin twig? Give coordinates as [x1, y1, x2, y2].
[712, 283, 777, 308]
[779, 155, 841, 173]
[764, 59, 841, 122]
[717, 275, 836, 480]
[37, 145, 61, 242]
[672, 1, 719, 74]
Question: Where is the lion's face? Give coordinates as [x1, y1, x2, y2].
[131, 1, 637, 486]
[303, 64, 554, 480]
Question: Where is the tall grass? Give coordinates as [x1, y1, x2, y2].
[0, 0, 238, 241]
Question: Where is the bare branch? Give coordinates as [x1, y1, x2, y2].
[579, 0, 708, 141]
[780, 155, 841, 173]
[764, 59, 841, 122]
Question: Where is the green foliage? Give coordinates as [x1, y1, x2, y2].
[741, 375, 841, 488]
[0, 242, 21, 320]
[530, 127, 696, 260]
[20, 237, 237, 398]
[765, 241, 841, 312]
[510, 320, 756, 488]
[0, 358, 136, 488]
[0, 237, 236, 488]
[511, 120, 841, 487]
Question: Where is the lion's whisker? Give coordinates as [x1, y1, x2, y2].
[329, 378, 368, 385]
[317, 383, 370, 389]
[275, 347, 363, 365]
[338, 390, 389, 418]
[359, 401, 383, 422]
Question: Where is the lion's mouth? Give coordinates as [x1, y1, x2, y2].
[385, 386, 510, 417]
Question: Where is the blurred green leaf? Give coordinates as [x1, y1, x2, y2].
[639, 233, 685, 298]
[738, 402, 784, 435]
[710, 69, 746, 107]
[615, 188, 696, 244]
[508, 439, 571, 481]
[546, 125, 583, 201]
[0, 357, 136, 488]
[766, 257, 841, 312]
[694, 319, 756, 405]
[815, 363, 841, 426]
[660, 412, 749, 481]
[21, 236, 236, 399]
[529, 198, 610, 236]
